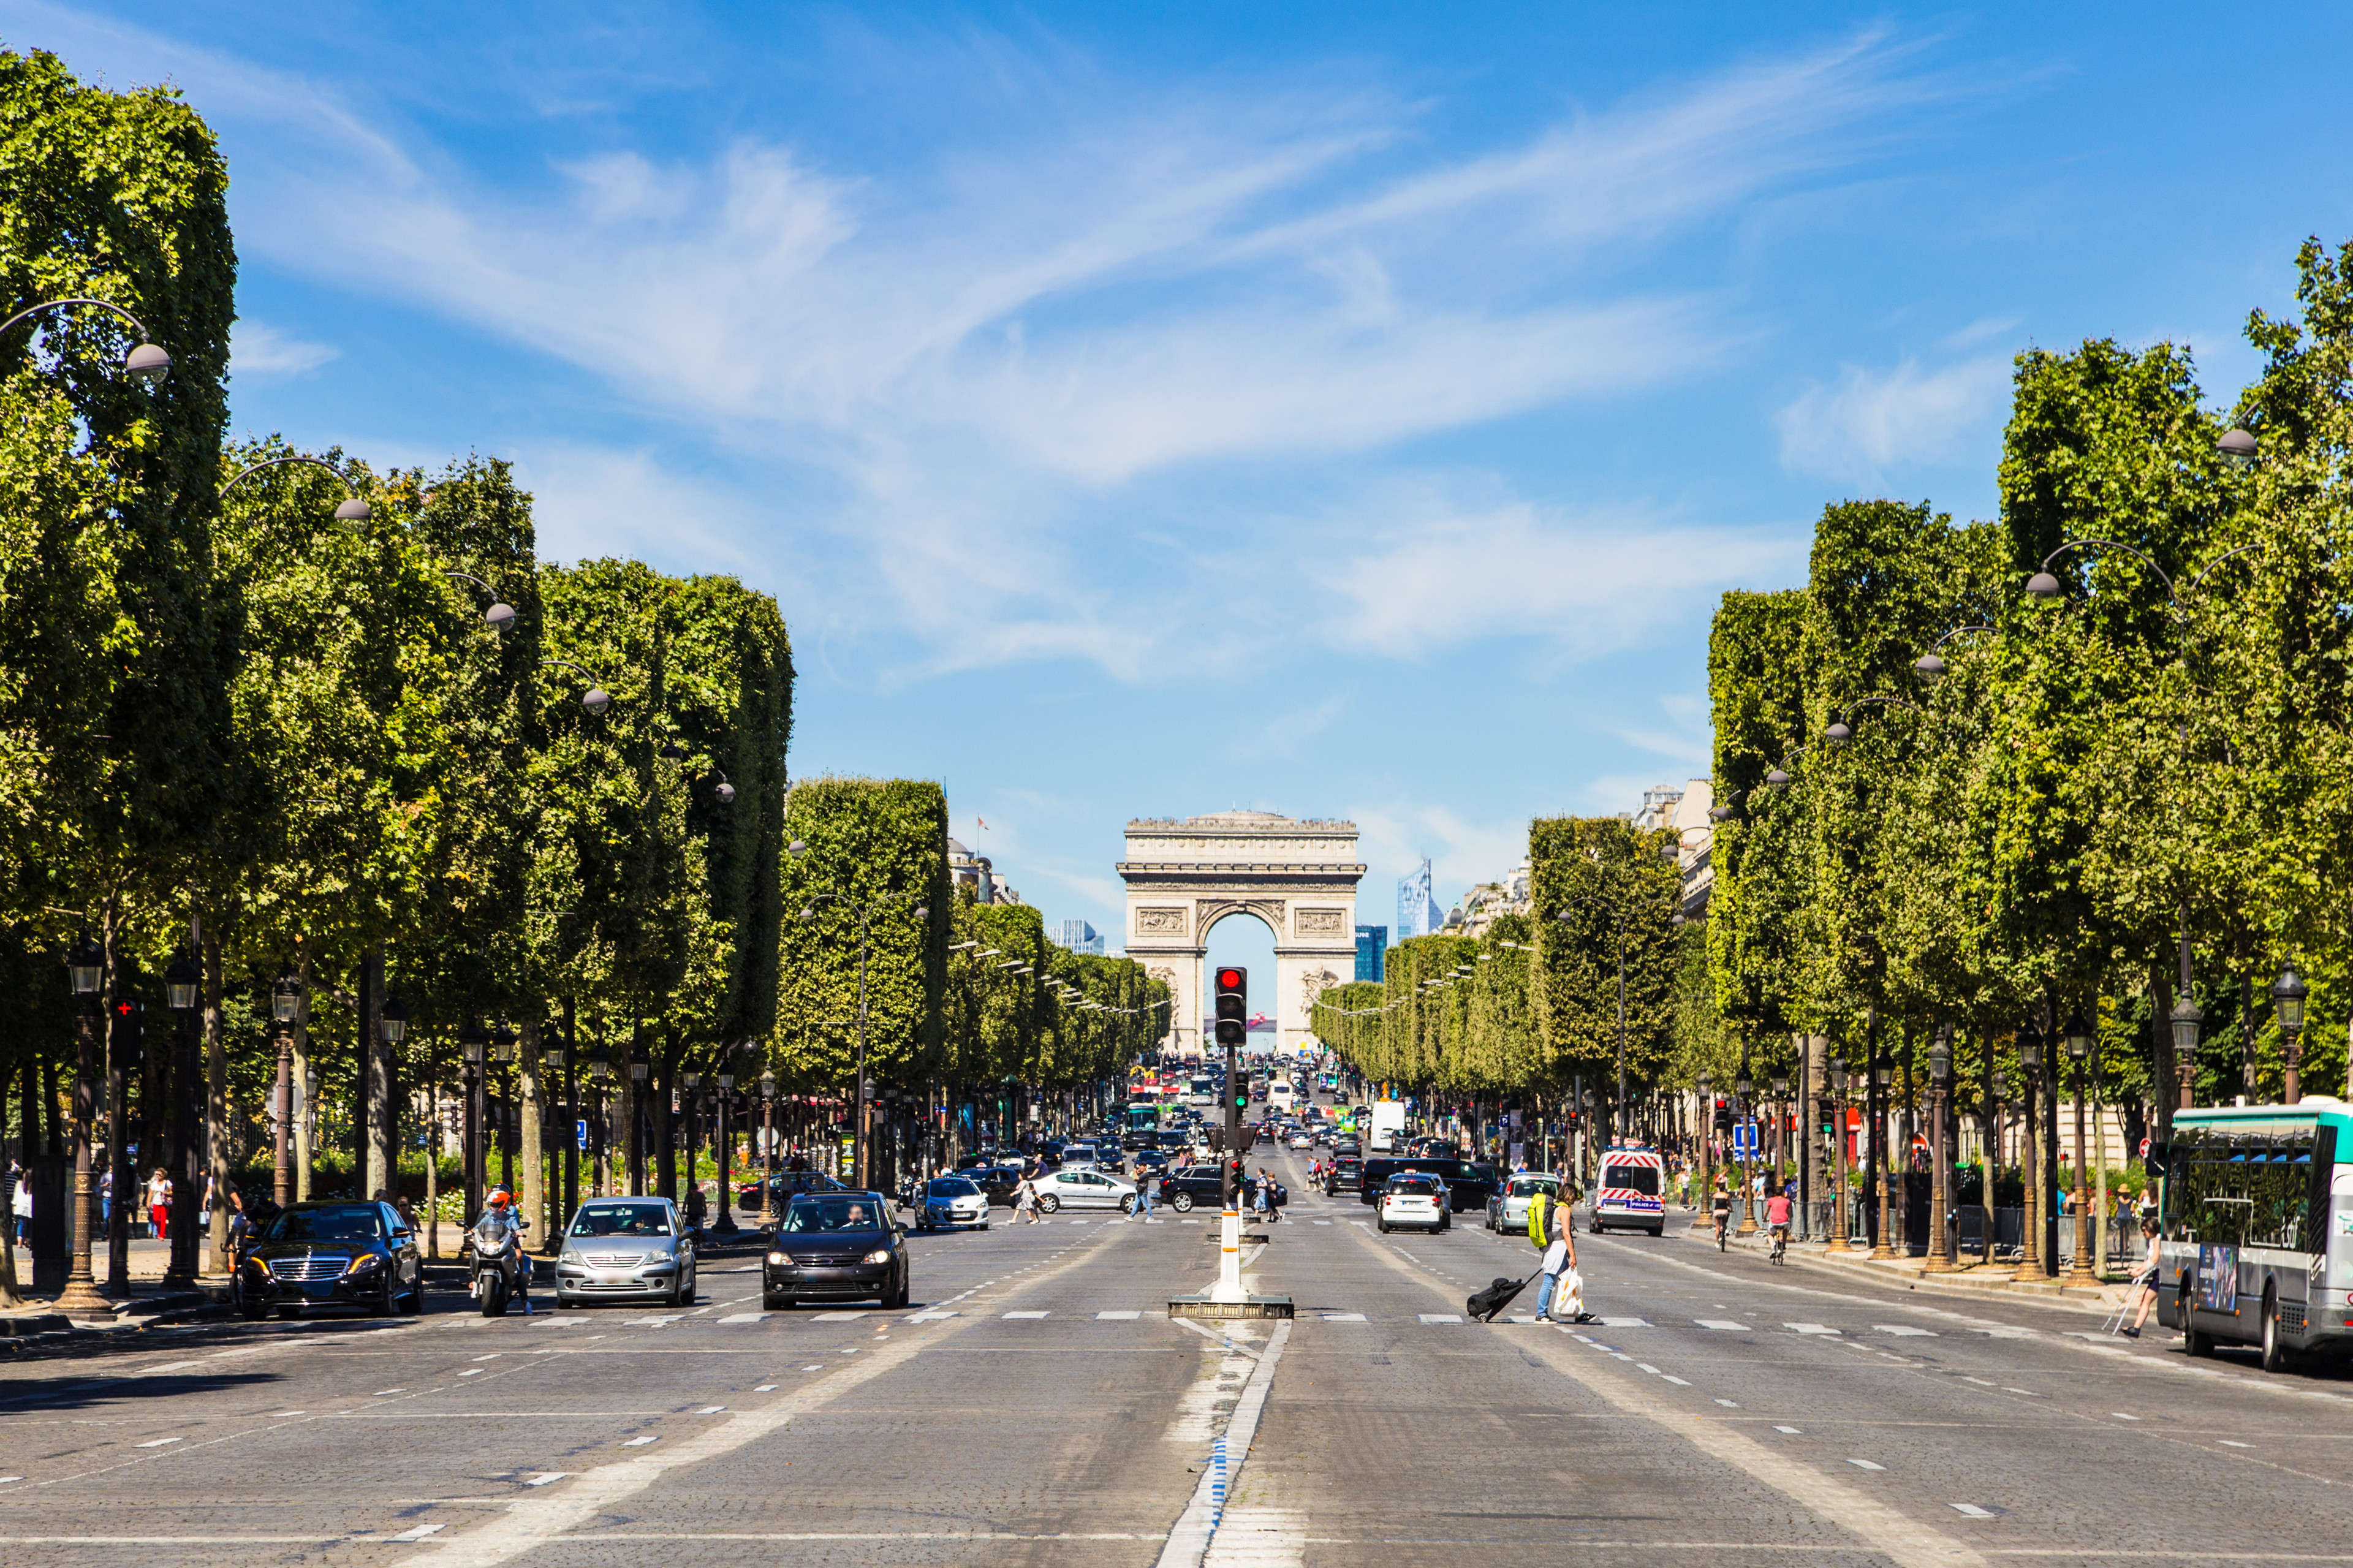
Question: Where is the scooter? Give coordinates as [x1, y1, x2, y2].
[469, 1213, 532, 1317]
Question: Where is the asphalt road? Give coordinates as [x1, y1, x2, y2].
[6, 1126, 2353, 1567]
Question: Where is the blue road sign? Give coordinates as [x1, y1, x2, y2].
[1732, 1119, 1759, 1160]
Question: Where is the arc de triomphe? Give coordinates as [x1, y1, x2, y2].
[1118, 811, 1364, 1059]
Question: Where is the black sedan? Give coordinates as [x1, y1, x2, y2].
[1155, 1172, 1287, 1214]
[763, 1192, 909, 1309]
[233, 1200, 423, 1319]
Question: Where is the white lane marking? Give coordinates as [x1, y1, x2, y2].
[1951, 1504, 1998, 1518]
[1848, 1459, 1885, 1471]
[752, 1385, 776, 1392]
[1312, 1220, 1330, 1225]
[809, 1312, 865, 1322]
[1320, 1313, 1366, 1322]
[525, 1474, 567, 1487]
[390, 1524, 447, 1542]
[1637, 1363, 1662, 1375]
[1662, 1376, 1691, 1386]
[1155, 1320, 1294, 1568]
[1875, 1325, 1937, 1336]
[717, 1313, 768, 1324]
[2001, 1388, 2042, 1398]
[1962, 1377, 1996, 1387]
[2219, 1439, 2253, 1449]
[1597, 1317, 1650, 1327]
[907, 1311, 958, 1323]
[1773, 1426, 1803, 1434]
[801, 1365, 825, 1371]
[471, 1354, 501, 1362]
[1696, 1320, 1749, 1331]
[1097, 1311, 1142, 1320]
[1715, 1399, 1740, 1408]
[1197, 1505, 1306, 1567]
[0, 1477, 23, 1484]
[624, 1317, 683, 1328]
[1785, 1323, 1838, 1335]
[2112, 1412, 2139, 1420]
[459, 1369, 484, 1377]
[133, 1437, 183, 1448]
[1417, 1314, 1461, 1324]
[372, 1388, 406, 1396]
[1002, 1311, 1051, 1319]
[621, 1437, 658, 1447]
[694, 1406, 726, 1414]
[268, 1412, 304, 1418]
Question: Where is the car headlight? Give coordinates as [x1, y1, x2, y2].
[863, 1249, 893, 1265]
[343, 1254, 381, 1275]
[561, 1248, 584, 1263]
[767, 1251, 787, 1265]
[249, 1256, 271, 1275]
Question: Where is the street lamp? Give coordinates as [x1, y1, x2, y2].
[2273, 967, 2308, 1105]
[1871, 1053, 1896, 1261]
[1692, 1072, 1713, 1233]
[629, 1056, 651, 1195]
[1926, 1027, 1953, 1274]
[271, 976, 303, 1208]
[2169, 994, 2203, 1110]
[55, 937, 108, 1314]
[460, 1021, 488, 1224]
[0, 297, 170, 387]
[759, 1069, 779, 1229]
[161, 952, 202, 1289]
[714, 1064, 740, 1235]
[538, 658, 613, 714]
[798, 888, 930, 1189]
[2064, 1010, 2096, 1285]
[544, 1040, 570, 1233]
[2015, 1025, 2045, 1282]
[1824, 1056, 1851, 1253]
[1735, 1065, 1757, 1237]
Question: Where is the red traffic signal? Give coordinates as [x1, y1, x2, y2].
[1217, 968, 1244, 991]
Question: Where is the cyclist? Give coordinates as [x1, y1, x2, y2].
[1765, 1183, 1792, 1263]
[1711, 1176, 1733, 1251]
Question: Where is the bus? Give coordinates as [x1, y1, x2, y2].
[1267, 1080, 1295, 1115]
[2155, 1100, 2353, 1370]
[1187, 1076, 1215, 1106]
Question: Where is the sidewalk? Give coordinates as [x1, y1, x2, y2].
[1658, 1210, 2132, 1317]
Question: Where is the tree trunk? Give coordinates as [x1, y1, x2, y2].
[365, 943, 395, 1200]
[31, 1058, 67, 1292]
[518, 1020, 547, 1251]
[203, 918, 231, 1275]
[0, 1059, 22, 1308]
[292, 945, 313, 1202]
[654, 1062, 677, 1201]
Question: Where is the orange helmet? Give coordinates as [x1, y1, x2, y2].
[489, 1191, 510, 1208]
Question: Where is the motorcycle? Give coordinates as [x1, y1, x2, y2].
[469, 1212, 531, 1316]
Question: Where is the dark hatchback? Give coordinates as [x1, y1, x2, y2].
[1355, 1157, 1498, 1212]
[1320, 1154, 1364, 1195]
[235, 1200, 422, 1319]
[1155, 1172, 1287, 1213]
[763, 1191, 909, 1309]
[963, 1165, 1027, 1207]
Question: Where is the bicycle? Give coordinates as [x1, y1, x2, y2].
[1769, 1224, 1788, 1265]
[1713, 1210, 1730, 1251]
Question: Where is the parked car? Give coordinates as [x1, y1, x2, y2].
[1487, 1172, 1561, 1235]
[763, 1191, 908, 1309]
[234, 1200, 423, 1320]
[1037, 1167, 1140, 1213]
[555, 1197, 695, 1308]
[914, 1175, 991, 1230]
[1377, 1172, 1450, 1233]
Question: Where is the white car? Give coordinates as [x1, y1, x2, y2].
[1287, 1132, 1312, 1150]
[917, 1176, 991, 1231]
[1376, 1173, 1449, 1233]
[1037, 1168, 1139, 1213]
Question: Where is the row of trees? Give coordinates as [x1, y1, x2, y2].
[0, 50, 1161, 1299]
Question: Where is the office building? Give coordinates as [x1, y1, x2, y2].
[1396, 858, 1439, 939]
[1056, 918, 1104, 955]
[1355, 925, 1387, 982]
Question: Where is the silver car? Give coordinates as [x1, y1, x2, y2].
[917, 1176, 991, 1230]
[1037, 1168, 1139, 1213]
[554, 1197, 695, 1307]
[1487, 1173, 1560, 1235]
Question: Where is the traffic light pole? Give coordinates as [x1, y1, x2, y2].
[1223, 1042, 1241, 1211]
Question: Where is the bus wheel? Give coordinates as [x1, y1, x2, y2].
[2262, 1288, 2293, 1374]
[2181, 1286, 2211, 1357]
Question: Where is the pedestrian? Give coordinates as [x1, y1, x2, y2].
[2120, 1217, 2163, 1338]
[684, 1180, 707, 1234]
[99, 1165, 112, 1230]
[12, 1164, 31, 1249]
[392, 1194, 417, 1232]
[148, 1167, 171, 1241]
[1132, 1172, 1155, 1222]
[1014, 1173, 1040, 1223]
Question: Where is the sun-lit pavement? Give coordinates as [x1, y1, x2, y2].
[6, 1121, 2353, 1567]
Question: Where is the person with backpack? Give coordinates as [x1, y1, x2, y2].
[1528, 1186, 1590, 1323]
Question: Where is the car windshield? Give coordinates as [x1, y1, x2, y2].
[1508, 1177, 1559, 1197]
[266, 1205, 384, 1243]
[569, 1203, 673, 1237]
[926, 1179, 980, 1197]
[1387, 1176, 1440, 1194]
[784, 1197, 885, 1232]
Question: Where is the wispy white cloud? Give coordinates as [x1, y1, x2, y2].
[1351, 800, 1529, 912]
[1615, 692, 1714, 768]
[229, 320, 339, 377]
[1773, 350, 2010, 484]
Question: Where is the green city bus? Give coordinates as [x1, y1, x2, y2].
[2155, 1100, 2353, 1371]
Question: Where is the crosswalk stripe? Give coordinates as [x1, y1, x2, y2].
[1596, 1316, 1650, 1327]
[1874, 1324, 1936, 1336]
[716, 1312, 768, 1324]
[1320, 1312, 1367, 1322]
[809, 1312, 866, 1322]
[1696, 1319, 1750, 1330]
[1786, 1322, 1839, 1335]
[1002, 1311, 1051, 1319]
[1417, 1314, 1462, 1324]
[1096, 1311, 1141, 1320]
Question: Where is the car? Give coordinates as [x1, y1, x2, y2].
[1333, 1091, 1351, 1107]
[1130, 1148, 1170, 1180]
[1320, 1153, 1363, 1195]
[738, 1168, 844, 1213]
[234, 1200, 423, 1319]
[1355, 1157, 1498, 1213]
[1287, 1131, 1312, 1149]
[915, 1175, 991, 1230]
[1488, 1172, 1562, 1234]
[555, 1197, 696, 1307]
[1156, 1171, 1286, 1213]
[763, 1191, 909, 1309]
[1060, 1143, 1103, 1172]
[1037, 1168, 1140, 1213]
[964, 1165, 1026, 1206]
[1377, 1172, 1450, 1233]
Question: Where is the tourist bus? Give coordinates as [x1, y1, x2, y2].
[2155, 1100, 2353, 1371]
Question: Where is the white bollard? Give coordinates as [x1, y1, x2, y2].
[1210, 1207, 1247, 1303]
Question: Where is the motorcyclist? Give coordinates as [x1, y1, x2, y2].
[473, 1188, 534, 1316]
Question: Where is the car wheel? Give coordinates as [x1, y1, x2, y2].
[673, 1269, 694, 1308]
[235, 1277, 268, 1321]
[398, 1282, 423, 1316]
[1120, 1194, 1137, 1214]
[979, 1219, 990, 1230]
[1172, 1193, 1195, 1212]
[1647, 1225, 1664, 1238]
[1039, 1193, 1061, 1213]
[367, 1278, 395, 1317]
[2181, 1286, 2211, 1357]
[1377, 1219, 1390, 1234]
[890, 1274, 910, 1309]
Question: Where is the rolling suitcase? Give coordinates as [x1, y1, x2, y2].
[1467, 1274, 1533, 1323]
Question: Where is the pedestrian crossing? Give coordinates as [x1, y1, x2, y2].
[534, 1306, 1973, 1336]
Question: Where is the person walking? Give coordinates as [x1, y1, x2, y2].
[1013, 1173, 1040, 1224]
[148, 1167, 172, 1241]
[12, 1164, 31, 1250]
[2119, 1217, 2164, 1338]
[1529, 1185, 1590, 1323]
[1131, 1170, 1155, 1222]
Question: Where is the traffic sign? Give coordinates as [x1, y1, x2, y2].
[1732, 1119, 1759, 1159]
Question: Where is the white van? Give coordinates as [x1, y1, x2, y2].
[1267, 1080, 1295, 1114]
[1591, 1146, 1666, 1236]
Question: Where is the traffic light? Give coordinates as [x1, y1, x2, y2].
[1214, 966, 1246, 1049]
[1712, 1097, 1732, 1132]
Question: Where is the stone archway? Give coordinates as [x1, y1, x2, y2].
[1118, 811, 1363, 1059]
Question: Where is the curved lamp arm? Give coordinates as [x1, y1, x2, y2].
[539, 659, 612, 714]
[1824, 694, 1922, 745]
[444, 570, 518, 632]
[1, 297, 170, 385]
[2029, 537, 2180, 606]
[221, 455, 373, 525]
[2185, 541, 2265, 597]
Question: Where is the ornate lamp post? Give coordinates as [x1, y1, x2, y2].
[680, 1069, 702, 1217]
[55, 939, 108, 1314]
[1770, 1075, 1789, 1195]
[161, 954, 202, 1289]
[759, 1069, 779, 1229]
[1825, 1056, 1851, 1253]
[1691, 1073, 1713, 1232]
[629, 1057, 650, 1195]
[271, 977, 302, 1208]
[2064, 1011, 2097, 1285]
[714, 1064, 739, 1235]
[459, 1022, 487, 1225]
[1926, 1026, 1953, 1273]
[2170, 994, 2202, 1110]
[1871, 1053, 1897, 1260]
[2273, 968, 2308, 1105]
[587, 1045, 611, 1200]
[542, 1039, 569, 1235]
[2014, 1025, 2045, 1282]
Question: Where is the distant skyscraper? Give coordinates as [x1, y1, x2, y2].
[1057, 918, 1103, 955]
[1397, 859, 1439, 939]
[1355, 925, 1387, 982]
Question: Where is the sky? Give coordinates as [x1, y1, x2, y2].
[13, 2, 2353, 998]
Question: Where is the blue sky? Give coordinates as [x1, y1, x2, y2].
[15, 3, 2352, 990]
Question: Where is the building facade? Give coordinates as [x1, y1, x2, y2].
[1056, 918, 1104, 955]
[1354, 924, 1387, 982]
[1396, 858, 1439, 939]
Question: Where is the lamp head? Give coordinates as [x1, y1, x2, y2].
[582, 687, 612, 716]
[2063, 1010, 2093, 1061]
[1912, 651, 1946, 686]
[715, 781, 737, 805]
[787, 839, 808, 858]
[271, 975, 302, 1025]
[2219, 428, 2258, 468]
[2169, 995, 2203, 1057]
[334, 496, 373, 527]
[378, 992, 407, 1043]
[67, 936, 104, 998]
[123, 341, 170, 387]
[2273, 966, 2308, 1034]
[484, 601, 517, 632]
[1766, 768, 1790, 789]
[1825, 722, 1852, 747]
[164, 952, 200, 1012]
[2025, 571, 2062, 600]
